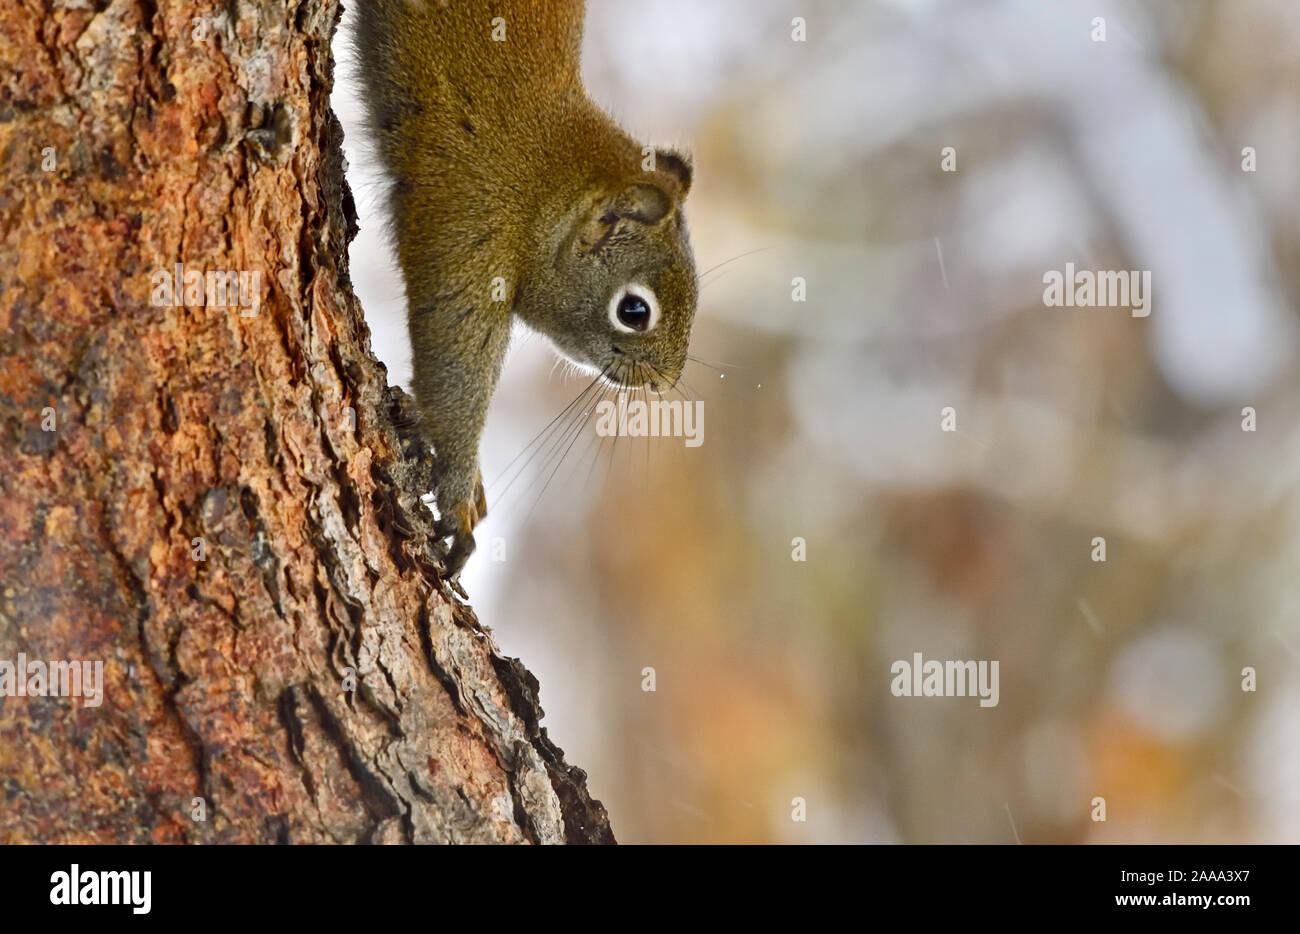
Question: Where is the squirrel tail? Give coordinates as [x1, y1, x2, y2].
[351, 2, 586, 174]
[349, 0, 421, 178]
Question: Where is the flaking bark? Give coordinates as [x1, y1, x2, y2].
[0, 0, 613, 844]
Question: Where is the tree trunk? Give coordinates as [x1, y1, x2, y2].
[0, 0, 612, 844]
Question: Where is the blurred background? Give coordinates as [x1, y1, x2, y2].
[335, 0, 1300, 842]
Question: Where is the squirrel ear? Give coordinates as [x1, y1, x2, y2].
[655, 149, 692, 198]
[576, 183, 672, 254]
[611, 183, 672, 224]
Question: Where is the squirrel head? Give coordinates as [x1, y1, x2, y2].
[519, 149, 697, 392]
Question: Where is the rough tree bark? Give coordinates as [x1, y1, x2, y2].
[0, 0, 613, 843]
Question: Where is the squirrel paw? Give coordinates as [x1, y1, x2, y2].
[437, 470, 488, 580]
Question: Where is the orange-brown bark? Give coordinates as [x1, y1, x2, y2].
[0, 0, 611, 844]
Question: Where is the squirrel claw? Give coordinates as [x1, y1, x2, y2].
[473, 472, 487, 524]
[436, 474, 487, 581]
[441, 527, 476, 580]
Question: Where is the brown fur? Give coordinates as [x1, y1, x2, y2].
[354, 0, 697, 574]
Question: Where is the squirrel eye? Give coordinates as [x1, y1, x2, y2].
[617, 295, 651, 330]
[609, 284, 659, 334]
